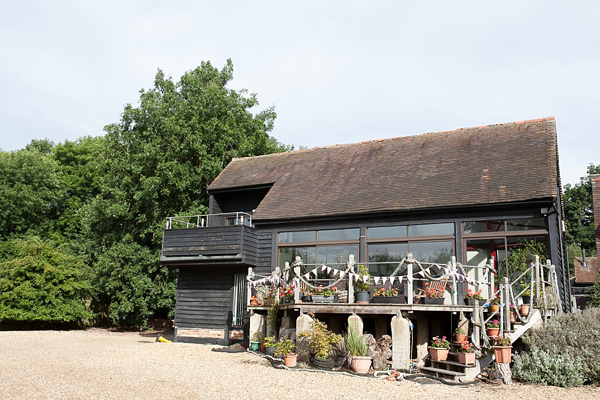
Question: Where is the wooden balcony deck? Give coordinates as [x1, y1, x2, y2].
[249, 302, 474, 315]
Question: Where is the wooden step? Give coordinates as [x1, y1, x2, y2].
[431, 359, 477, 368]
[420, 366, 465, 377]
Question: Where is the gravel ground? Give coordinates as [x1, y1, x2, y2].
[1, 329, 598, 399]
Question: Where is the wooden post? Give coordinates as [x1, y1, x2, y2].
[503, 277, 511, 332]
[451, 256, 457, 305]
[407, 253, 413, 305]
[489, 256, 495, 301]
[535, 255, 541, 306]
[472, 299, 480, 348]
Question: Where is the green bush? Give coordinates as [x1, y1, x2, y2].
[516, 308, 600, 386]
[0, 236, 93, 323]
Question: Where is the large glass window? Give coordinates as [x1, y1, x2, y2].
[409, 223, 454, 237]
[463, 220, 505, 234]
[506, 218, 546, 231]
[368, 243, 408, 276]
[368, 226, 407, 239]
[318, 228, 360, 241]
[278, 231, 316, 243]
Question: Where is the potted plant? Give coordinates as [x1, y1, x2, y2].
[486, 319, 500, 338]
[280, 284, 295, 304]
[301, 287, 313, 302]
[454, 325, 467, 343]
[522, 288, 531, 304]
[509, 304, 517, 323]
[428, 336, 450, 361]
[519, 303, 530, 317]
[344, 325, 371, 374]
[371, 287, 400, 303]
[264, 336, 276, 356]
[457, 340, 476, 365]
[493, 335, 512, 363]
[489, 296, 501, 313]
[354, 264, 371, 304]
[298, 312, 342, 369]
[312, 285, 338, 303]
[275, 337, 297, 367]
[250, 331, 262, 351]
[422, 283, 444, 305]
[464, 289, 484, 306]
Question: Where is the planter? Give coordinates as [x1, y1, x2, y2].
[454, 333, 467, 343]
[250, 341, 260, 351]
[510, 311, 517, 324]
[423, 297, 444, 305]
[493, 346, 513, 363]
[355, 291, 370, 304]
[372, 296, 402, 304]
[428, 347, 449, 361]
[283, 353, 298, 367]
[519, 304, 530, 317]
[313, 356, 335, 369]
[260, 340, 266, 353]
[489, 304, 500, 313]
[301, 295, 312, 302]
[522, 295, 531, 304]
[265, 346, 275, 356]
[283, 296, 294, 304]
[311, 295, 335, 303]
[457, 352, 476, 365]
[486, 328, 500, 337]
[350, 356, 372, 374]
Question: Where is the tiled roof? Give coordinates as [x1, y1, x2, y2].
[574, 257, 600, 284]
[208, 117, 559, 221]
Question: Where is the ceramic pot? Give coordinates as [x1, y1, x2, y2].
[265, 346, 275, 356]
[250, 341, 260, 351]
[490, 304, 500, 313]
[510, 311, 517, 324]
[493, 346, 512, 363]
[428, 347, 449, 361]
[423, 297, 444, 305]
[458, 352, 476, 365]
[355, 291, 370, 304]
[283, 353, 298, 367]
[350, 356, 372, 374]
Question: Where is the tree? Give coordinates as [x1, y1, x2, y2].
[564, 164, 600, 250]
[0, 236, 92, 324]
[80, 59, 290, 327]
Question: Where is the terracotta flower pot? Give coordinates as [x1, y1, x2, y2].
[350, 356, 372, 374]
[493, 346, 512, 363]
[457, 352, 476, 365]
[487, 328, 499, 337]
[283, 353, 298, 367]
[490, 304, 500, 313]
[510, 311, 517, 324]
[428, 347, 449, 361]
[454, 333, 467, 343]
[519, 304, 530, 317]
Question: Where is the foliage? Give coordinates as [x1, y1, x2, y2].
[513, 349, 586, 387]
[0, 236, 92, 323]
[518, 308, 600, 385]
[430, 336, 450, 349]
[298, 312, 342, 358]
[454, 325, 466, 335]
[263, 336, 276, 347]
[494, 335, 511, 347]
[500, 239, 547, 289]
[91, 237, 176, 328]
[486, 319, 500, 329]
[459, 340, 474, 353]
[591, 280, 600, 308]
[354, 264, 370, 292]
[267, 303, 279, 335]
[344, 324, 368, 357]
[274, 337, 296, 357]
[373, 287, 398, 297]
[315, 284, 337, 297]
[279, 284, 295, 299]
[465, 289, 484, 300]
[563, 164, 600, 250]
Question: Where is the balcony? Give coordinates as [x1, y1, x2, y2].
[161, 212, 258, 266]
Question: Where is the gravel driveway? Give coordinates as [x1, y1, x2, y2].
[0, 329, 598, 399]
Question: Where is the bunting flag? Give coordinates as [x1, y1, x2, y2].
[339, 271, 345, 278]
[418, 270, 425, 277]
[407, 276, 413, 284]
[389, 276, 396, 284]
[326, 266, 332, 274]
[382, 277, 388, 284]
[354, 274, 360, 282]
[304, 273, 310, 279]
[362, 275, 368, 283]
[374, 277, 381, 284]
[321, 265, 327, 272]
[398, 276, 403, 284]
[332, 269, 339, 276]
[312, 269, 319, 278]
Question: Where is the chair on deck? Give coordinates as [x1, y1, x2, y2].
[414, 278, 448, 304]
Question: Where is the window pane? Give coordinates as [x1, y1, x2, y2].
[506, 218, 546, 231]
[316, 245, 358, 265]
[368, 243, 409, 276]
[278, 231, 316, 243]
[278, 247, 316, 269]
[466, 239, 505, 267]
[409, 241, 453, 264]
[463, 220, 505, 234]
[317, 228, 360, 241]
[368, 225, 407, 239]
[409, 223, 454, 237]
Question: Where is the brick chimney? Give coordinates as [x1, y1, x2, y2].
[592, 174, 600, 262]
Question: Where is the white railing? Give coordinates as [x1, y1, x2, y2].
[165, 212, 253, 229]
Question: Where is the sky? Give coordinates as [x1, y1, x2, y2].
[1, 1, 598, 187]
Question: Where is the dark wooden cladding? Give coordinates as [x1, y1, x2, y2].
[162, 225, 259, 265]
[175, 268, 234, 330]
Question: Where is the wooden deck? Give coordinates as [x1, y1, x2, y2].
[249, 303, 473, 315]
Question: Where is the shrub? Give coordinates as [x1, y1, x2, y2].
[344, 324, 367, 357]
[298, 312, 342, 359]
[517, 308, 600, 385]
[513, 348, 585, 387]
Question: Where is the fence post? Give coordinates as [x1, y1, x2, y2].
[503, 277, 511, 332]
[407, 253, 413, 305]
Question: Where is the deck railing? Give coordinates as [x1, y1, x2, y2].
[165, 212, 253, 229]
